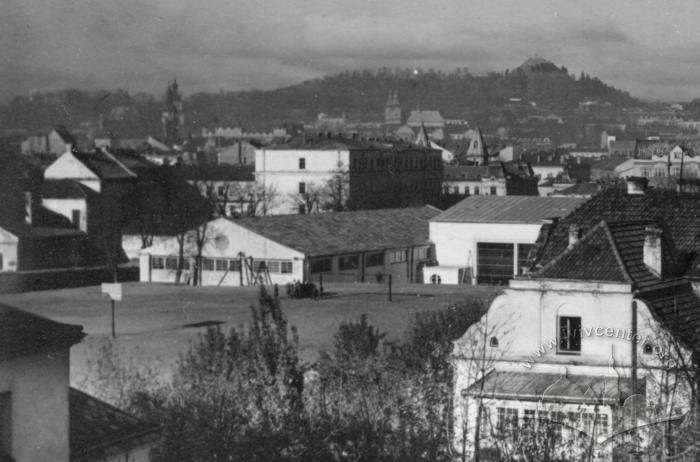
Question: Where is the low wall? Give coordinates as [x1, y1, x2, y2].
[0, 266, 139, 294]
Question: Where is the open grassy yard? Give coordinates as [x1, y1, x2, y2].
[0, 282, 500, 388]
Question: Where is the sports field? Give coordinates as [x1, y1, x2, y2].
[0, 282, 500, 387]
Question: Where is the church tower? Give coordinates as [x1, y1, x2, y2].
[162, 77, 184, 144]
[384, 90, 402, 126]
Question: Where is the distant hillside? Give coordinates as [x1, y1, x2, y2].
[1, 58, 643, 139]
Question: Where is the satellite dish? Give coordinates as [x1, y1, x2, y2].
[214, 234, 229, 250]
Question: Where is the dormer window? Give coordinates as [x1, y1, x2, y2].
[558, 316, 581, 354]
[489, 337, 499, 348]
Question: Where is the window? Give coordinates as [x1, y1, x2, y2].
[558, 316, 581, 353]
[299, 182, 306, 194]
[365, 252, 385, 267]
[267, 260, 280, 273]
[417, 247, 427, 260]
[229, 259, 242, 272]
[281, 261, 293, 273]
[490, 186, 498, 195]
[339, 255, 359, 271]
[517, 244, 535, 275]
[201, 258, 214, 271]
[489, 337, 499, 348]
[474, 186, 480, 195]
[215, 259, 228, 271]
[389, 250, 406, 264]
[477, 243, 513, 284]
[641, 167, 651, 178]
[217, 185, 226, 196]
[152, 256, 164, 269]
[453, 186, 459, 194]
[165, 257, 178, 270]
[497, 407, 518, 433]
[71, 209, 81, 228]
[0, 393, 10, 457]
[672, 166, 681, 177]
[430, 274, 442, 284]
[299, 157, 306, 169]
[253, 260, 266, 272]
[310, 258, 332, 273]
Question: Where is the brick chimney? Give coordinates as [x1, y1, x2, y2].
[626, 176, 648, 195]
[643, 225, 662, 277]
[568, 224, 581, 248]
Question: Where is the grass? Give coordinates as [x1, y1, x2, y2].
[0, 282, 500, 388]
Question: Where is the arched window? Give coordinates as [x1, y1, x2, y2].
[430, 274, 442, 285]
[489, 337, 499, 348]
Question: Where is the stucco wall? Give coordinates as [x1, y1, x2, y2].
[42, 198, 87, 232]
[0, 349, 71, 462]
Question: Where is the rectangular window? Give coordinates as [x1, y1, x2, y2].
[229, 259, 242, 272]
[0, 393, 10, 457]
[299, 182, 306, 194]
[365, 252, 385, 267]
[477, 243, 513, 284]
[490, 186, 498, 195]
[215, 259, 228, 271]
[299, 157, 306, 169]
[310, 258, 332, 273]
[152, 256, 164, 269]
[474, 186, 480, 195]
[497, 407, 518, 433]
[453, 186, 459, 194]
[298, 204, 306, 214]
[201, 258, 214, 271]
[417, 247, 427, 260]
[389, 250, 407, 264]
[558, 316, 581, 353]
[281, 261, 293, 273]
[267, 260, 281, 273]
[339, 255, 359, 271]
[253, 260, 266, 272]
[71, 209, 80, 228]
[165, 257, 178, 270]
[217, 185, 226, 196]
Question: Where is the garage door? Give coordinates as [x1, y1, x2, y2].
[477, 243, 513, 284]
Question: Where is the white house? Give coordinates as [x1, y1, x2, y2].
[140, 206, 439, 286]
[425, 196, 586, 285]
[452, 183, 700, 460]
[0, 303, 160, 461]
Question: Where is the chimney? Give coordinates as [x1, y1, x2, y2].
[568, 224, 581, 248]
[24, 192, 32, 225]
[643, 225, 662, 277]
[626, 176, 648, 195]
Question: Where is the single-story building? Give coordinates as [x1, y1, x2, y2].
[425, 196, 587, 285]
[140, 206, 441, 286]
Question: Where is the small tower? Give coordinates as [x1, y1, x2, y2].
[162, 77, 184, 144]
[465, 128, 488, 165]
[384, 90, 402, 126]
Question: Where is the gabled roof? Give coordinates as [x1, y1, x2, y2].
[234, 206, 440, 257]
[0, 303, 84, 360]
[70, 388, 160, 461]
[52, 125, 77, 145]
[406, 110, 445, 125]
[72, 150, 136, 180]
[532, 221, 659, 287]
[532, 188, 700, 276]
[432, 196, 586, 224]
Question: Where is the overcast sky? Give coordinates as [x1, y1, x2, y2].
[2, 0, 700, 102]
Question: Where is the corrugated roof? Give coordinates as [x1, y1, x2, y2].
[70, 388, 160, 461]
[468, 370, 638, 405]
[432, 196, 586, 224]
[0, 303, 84, 360]
[234, 206, 440, 256]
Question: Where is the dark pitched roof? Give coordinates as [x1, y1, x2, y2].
[70, 388, 160, 461]
[443, 165, 503, 181]
[533, 188, 700, 276]
[532, 221, 659, 288]
[41, 179, 95, 199]
[53, 125, 77, 146]
[0, 303, 84, 360]
[72, 150, 136, 180]
[432, 196, 586, 224]
[234, 206, 441, 256]
[551, 182, 602, 197]
[636, 282, 700, 352]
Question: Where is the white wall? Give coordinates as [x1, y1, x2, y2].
[429, 221, 542, 278]
[255, 149, 350, 214]
[0, 349, 71, 462]
[140, 217, 305, 286]
[0, 228, 19, 272]
[42, 198, 87, 232]
[44, 152, 101, 192]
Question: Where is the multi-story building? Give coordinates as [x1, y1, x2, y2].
[453, 182, 700, 460]
[615, 140, 700, 187]
[255, 135, 442, 215]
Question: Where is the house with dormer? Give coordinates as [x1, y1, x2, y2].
[453, 180, 700, 460]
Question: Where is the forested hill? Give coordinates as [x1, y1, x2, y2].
[1, 59, 643, 137]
